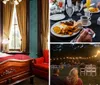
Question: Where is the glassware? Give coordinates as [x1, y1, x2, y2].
[76, 1, 83, 16]
[84, 10, 92, 20]
[86, 0, 91, 8]
[57, 0, 65, 13]
[66, 5, 74, 20]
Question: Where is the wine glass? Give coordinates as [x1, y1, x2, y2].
[76, 1, 83, 16]
[57, 0, 65, 13]
[66, 5, 74, 20]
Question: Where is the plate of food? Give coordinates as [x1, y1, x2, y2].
[84, 7, 100, 13]
[51, 20, 82, 37]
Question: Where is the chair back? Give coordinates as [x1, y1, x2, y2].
[43, 50, 49, 63]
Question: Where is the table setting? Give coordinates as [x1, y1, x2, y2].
[50, 0, 100, 42]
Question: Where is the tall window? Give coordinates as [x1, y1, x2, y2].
[9, 5, 21, 51]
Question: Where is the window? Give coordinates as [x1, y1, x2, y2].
[9, 5, 21, 51]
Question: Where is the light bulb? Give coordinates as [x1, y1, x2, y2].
[14, 0, 19, 5]
[3, 0, 7, 4]
[18, 0, 22, 2]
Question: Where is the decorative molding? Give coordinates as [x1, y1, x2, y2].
[0, 68, 15, 77]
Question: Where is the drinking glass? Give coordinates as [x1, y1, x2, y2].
[57, 0, 65, 13]
[76, 1, 83, 16]
[66, 5, 74, 20]
[86, 0, 91, 8]
[84, 10, 92, 20]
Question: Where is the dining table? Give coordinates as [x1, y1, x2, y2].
[50, 9, 100, 42]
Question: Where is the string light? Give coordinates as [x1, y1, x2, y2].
[51, 50, 100, 62]
[94, 50, 100, 58]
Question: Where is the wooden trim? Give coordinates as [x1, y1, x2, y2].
[37, 0, 43, 57]
[0, 59, 34, 85]
[0, 1, 3, 51]
[26, 0, 30, 54]
[9, 49, 21, 51]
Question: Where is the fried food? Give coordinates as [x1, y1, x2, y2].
[61, 20, 74, 26]
[88, 7, 99, 12]
[53, 20, 81, 36]
[53, 26, 61, 34]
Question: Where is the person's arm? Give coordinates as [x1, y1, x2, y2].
[92, 0, 100, 7]
[96, 1, 100, 7]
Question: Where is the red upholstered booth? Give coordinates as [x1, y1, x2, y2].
[33, 50, 49, 79]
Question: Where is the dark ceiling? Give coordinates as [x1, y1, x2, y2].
[50, 44, 100, 58]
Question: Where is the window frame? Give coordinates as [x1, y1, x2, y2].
[1, 0, 30, 54]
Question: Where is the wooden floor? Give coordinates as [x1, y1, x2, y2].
[16, 77, 48, 85]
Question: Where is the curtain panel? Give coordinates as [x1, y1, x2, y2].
[40, 0, 49, 51]
[3, 2, 14, 52]
[16, 0, 27, 52]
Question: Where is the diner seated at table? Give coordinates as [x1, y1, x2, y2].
[97, 2, 100, 7]
[51, 68, 65, 85]
[64, 68, 83, 85]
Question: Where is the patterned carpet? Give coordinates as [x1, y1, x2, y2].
[16, 77, 48, 85]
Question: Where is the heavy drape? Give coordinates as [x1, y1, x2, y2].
[16, 0, 26, 52]
[40, 0, 49, 51]
[3, 2, 14, 52]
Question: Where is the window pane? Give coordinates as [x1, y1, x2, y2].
[9, 5, 21, 51]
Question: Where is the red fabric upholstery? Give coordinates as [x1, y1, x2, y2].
[33, 50, 49, 79]
[43, 50, 49, 63]
[0, 54, 31, 62]
[34, 57, 44, 64]
[34, 63, 48, 71]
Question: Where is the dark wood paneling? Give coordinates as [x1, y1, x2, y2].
[0, 1, 3, 51]
[26, 0, 30, 54]
[37, 0, 43, 57]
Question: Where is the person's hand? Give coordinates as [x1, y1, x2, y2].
[96, 2, 100, 7]
[76, 28, 95, 42]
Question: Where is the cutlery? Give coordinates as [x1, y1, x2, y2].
[90, 3, 95, 6]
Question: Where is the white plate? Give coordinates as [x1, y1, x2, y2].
[51, 20, 81, 38]
[84, 8, 100, 13]
[78, 20, 91, 26]
[50, 14, 65, 21]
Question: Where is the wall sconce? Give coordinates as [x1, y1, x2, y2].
[2, 0, 22, 5]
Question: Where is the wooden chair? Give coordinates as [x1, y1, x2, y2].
[80, 68, 85, 76]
